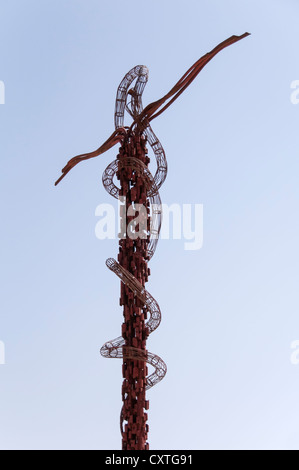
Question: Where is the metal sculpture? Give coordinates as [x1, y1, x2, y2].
[55, 32, 250, 450]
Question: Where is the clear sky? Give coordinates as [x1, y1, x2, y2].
[1, 0, 299, 450]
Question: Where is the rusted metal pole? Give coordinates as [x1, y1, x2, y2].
[55, 33, 250, 449]
[118, 132, 150, 449]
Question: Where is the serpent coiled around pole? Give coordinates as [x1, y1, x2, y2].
[54, 32, 250, 450]
[101, 66, 167, 447]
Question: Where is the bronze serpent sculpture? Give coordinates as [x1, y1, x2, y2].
[55, 32, 250, 449]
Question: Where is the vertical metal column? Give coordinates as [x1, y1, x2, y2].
[55, 32, 249, 450]
[118, 132, 150, 450]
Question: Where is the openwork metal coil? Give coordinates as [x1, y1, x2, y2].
[54, 33, 250, 449]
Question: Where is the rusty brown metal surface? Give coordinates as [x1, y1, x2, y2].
[55, 33, 249, 188]
[55, 32, 250, 450]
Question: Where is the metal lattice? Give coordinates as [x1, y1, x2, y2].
[55, 32, 250, 449]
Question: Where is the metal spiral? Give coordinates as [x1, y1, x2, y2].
[100, 66, 167, 436]
[54, 32, 250, 448]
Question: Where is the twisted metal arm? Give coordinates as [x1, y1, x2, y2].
[55, 32, 250, 448]
[54, 33, 249, 188]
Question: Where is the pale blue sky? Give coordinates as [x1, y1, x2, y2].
[1, 0, 299, 450]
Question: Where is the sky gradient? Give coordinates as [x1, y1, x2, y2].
[1, 0, 299, 450]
